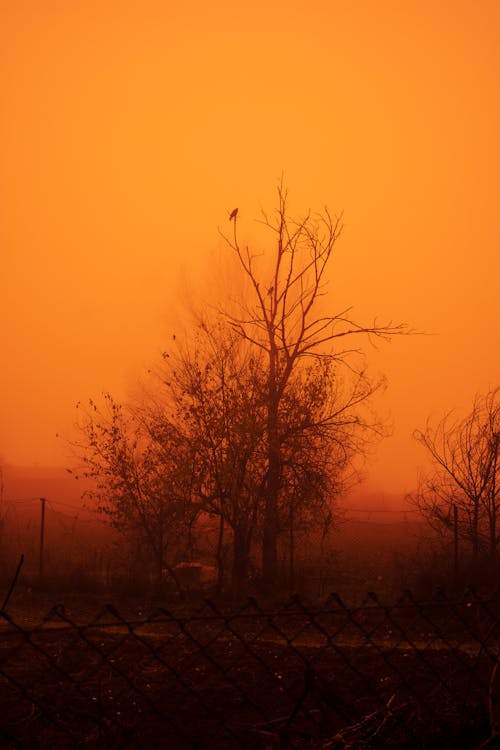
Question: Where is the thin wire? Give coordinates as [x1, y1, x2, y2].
[3, 497, 41, 504]
[50, 500, 87, 510]
[347, 507, 419, 513]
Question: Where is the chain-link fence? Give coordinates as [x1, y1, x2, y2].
[1, 589, 500, 749]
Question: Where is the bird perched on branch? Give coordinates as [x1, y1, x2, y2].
[229, 207, 238, 221]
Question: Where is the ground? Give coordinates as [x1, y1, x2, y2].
[1, 591, 498, 748]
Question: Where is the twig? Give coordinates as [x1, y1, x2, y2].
[324, 695, 409, 748]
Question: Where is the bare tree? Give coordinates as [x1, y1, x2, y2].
[272, 358, 374, 590]
[72, 183, 408, 596]
[221, 181, 407, 587]
[164, 322, 380, 594]
[412, 387, 500, 567]
[72, 394, 200, 590]
[157, 322, 268, 593]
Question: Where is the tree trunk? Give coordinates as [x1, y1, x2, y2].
[155, 550, 164, 587]
[262, 483, 279, 588]
[263, 365, 280, 590]
[216, 512, 225, 595]
[289, 505, 295, 594]
[154, 528, 164, 587]
[472, 501, 479, 563]
[489, 507, 496, 558]
[232, 525, 251, 595]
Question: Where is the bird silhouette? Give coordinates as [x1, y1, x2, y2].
[229, 207, 238, 221]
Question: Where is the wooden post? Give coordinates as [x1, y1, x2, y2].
[453, 503, 459, 583]
[289, 504, 295, 594]
[39, 497, 46, 583]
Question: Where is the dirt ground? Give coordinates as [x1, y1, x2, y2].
[1, 591, 497, 749]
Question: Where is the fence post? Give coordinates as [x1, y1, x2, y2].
[453, 503, 459, 583]
[39, 497, 46, 583]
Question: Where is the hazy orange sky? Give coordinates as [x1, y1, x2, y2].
[1, 0, 499, 495]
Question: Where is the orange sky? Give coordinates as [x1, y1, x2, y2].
[1, 0, 499, 495]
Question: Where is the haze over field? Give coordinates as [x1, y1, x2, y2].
[1, 1, 499, 497]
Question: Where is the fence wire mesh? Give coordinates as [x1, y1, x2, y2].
[1, 589, 500, 749]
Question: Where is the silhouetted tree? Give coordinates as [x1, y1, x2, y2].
[73, 183, 408, 596]
[73, 394, 199, 589]
[276, 360, 369, 589]
[160, 320, 382, 595]
[411, 387, 500, 567]
[221, 181, 407, 588]
[156, 323, 267, 593]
